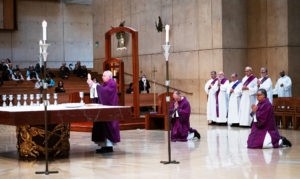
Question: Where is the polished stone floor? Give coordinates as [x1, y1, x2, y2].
[0, 114, 299, 179]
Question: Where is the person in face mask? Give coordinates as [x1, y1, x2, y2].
[139, 75, 151, 93]
[273, 71, 292, 97]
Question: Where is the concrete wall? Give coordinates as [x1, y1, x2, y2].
[0, 0, 93, 68]
[247, 0, 299, 97]
[288, 0, 300, 97]
[93, 0, 235, 113]
[93, 0, 252, 114]
[0, 0, 3, 29]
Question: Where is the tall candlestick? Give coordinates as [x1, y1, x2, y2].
[42, 20, 47, 41]
[39, 40, 43, 53]
[165, 24, 170, 43]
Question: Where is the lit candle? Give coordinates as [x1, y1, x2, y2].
[165, 24, 170, 43]
[42, 20, 47, 41]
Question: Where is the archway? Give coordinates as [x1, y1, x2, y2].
[104, 26, 140, 119]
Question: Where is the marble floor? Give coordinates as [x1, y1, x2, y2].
[0, 114, 299, 179]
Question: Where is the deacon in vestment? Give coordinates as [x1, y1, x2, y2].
[169, 91, 200, 142]
[247, 89, 292, 149]
[239, 66, 258, 127]
[273, 71, 292, 97]
[204, 71, 218, 124]
[91, 71, 120, 153]
[257, 67, 273, 103]
[227, 73, 242, 126]
[216, 71, 229, 124]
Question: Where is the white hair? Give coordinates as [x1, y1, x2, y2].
[260, 67, 268, 73]
[104, 70, 113, 78]
[245, 66, 252, 71]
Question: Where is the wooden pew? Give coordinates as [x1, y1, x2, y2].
[125, 93, 158, 107]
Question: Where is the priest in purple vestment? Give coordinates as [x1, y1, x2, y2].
[169, 91, 200, 142]
[247, 89, 291, 149]
[91, 70, 120, 153]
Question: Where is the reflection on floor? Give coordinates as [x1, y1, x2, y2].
[0, 114, 299, 179]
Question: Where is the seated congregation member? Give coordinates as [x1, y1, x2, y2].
[139, 75, 150, 93]
[216, 71, 229, 124]
[35, 63, 41, 73]
[126, 83, 133, 94]
[26, 65, 40, 81]
[46, 74, 55, 87]
[7, 63, 13, 75]
[0, 71, 3, 86]
[87, 70, 120, 153]
[227, 73, 242, 126]
[68, 63, 73, 71]
[55, 81, 65, 93]
[34, 80, 42, 90]
[59, 62, 70, 79]
[247, 89, 291, 149]
[73, 63, 81, 76]
[169, 91, 200, 142]
[1, 66, 11, 81]
[12, 69, 24, 81]
[0, 59, 5, 71]
[81, 65, 88, 78]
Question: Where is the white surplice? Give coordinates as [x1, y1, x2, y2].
[227, 81, 242, 124]
[216, 79, 229, 123]
[259, 77, 273, 104]
[273, 75, 292, 97]
[238, 75, 258, 126]
[205, 78, 218, 122]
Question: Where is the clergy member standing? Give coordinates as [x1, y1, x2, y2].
[89, 70, 120, 153]
[257, 67, 273, 103]
[247, 89, 292, 149]
[169, 91, 200, 142]
[273, 71, 292, 97]
[239, 66, 258, 127]
[216, 71, 229, 124]
[227, 73, 242, 126]
[205, 71, 218, 124]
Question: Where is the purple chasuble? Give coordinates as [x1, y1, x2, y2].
[92, 79, 120, 143]
[169, 97, 198, 142]
[247, 98, 281, 148]
[243, 75, 256, 86]
[216, 78, 227, 118]
[260, 76, 268, 84]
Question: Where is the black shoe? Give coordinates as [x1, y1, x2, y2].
[96, 147, 113, 153]
[281, 137, 292, 147]
[194, 131, 201, 139]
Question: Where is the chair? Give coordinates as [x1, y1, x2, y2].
[284, 98, 296, 129]
[294, 98, 300, 130]
[273, 98, 286, 129]
[145, 92, 173, 131]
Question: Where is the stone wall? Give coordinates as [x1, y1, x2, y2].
[0, 0, 93, 68]
[93, 0, 249, 114]
[247, 0, 300, 97]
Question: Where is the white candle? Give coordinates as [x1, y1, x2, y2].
[42, 20, 47, 41]
[165, 24, 170, 43]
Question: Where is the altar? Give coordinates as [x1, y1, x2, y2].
[0, 104, 131, 159]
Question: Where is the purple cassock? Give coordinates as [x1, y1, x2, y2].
[247, 98, 281, 148]
[92, 79, 120, 143]
[169, 97, 198, 142]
